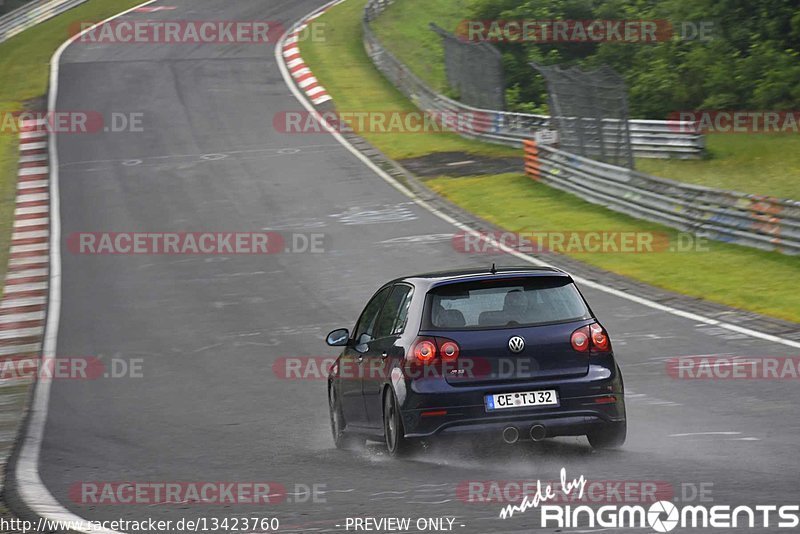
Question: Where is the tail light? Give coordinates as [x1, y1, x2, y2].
[571, 323, 611, 354]
[571, 326, 590, 352]
[413, 339, 437, 363]
[440, 341, 460, 362]
[590, 323, 610, 352]
[409, 337, 460, 364]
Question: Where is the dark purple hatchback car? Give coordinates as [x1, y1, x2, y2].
[326, 267, 626, 456]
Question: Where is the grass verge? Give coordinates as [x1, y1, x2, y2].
[368, 0, 800, 200]
[300, 0, 800, 322]
[427, 174, 800, 322]
[637, 134, 800, 199]
[0, 0, 144, 289]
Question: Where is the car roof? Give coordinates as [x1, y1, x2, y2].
[390, 266, 570, 291]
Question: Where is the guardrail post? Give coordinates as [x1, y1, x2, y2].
[524, 140, 541, 181]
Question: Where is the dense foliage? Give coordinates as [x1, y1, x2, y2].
[467, 0, 800, 118]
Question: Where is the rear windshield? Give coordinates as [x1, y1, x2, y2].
[424, 277, 591, 330]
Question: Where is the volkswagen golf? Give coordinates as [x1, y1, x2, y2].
[325, 266, 626, 456]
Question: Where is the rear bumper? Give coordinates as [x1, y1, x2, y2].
[404, 409, 623, 439]
[399, 362, 625, 439]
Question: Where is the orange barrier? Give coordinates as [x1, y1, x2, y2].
[523, 139, 540, 181]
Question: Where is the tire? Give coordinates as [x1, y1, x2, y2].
[383, 389, 415, 457]
[329, 385, 364, 450]
[587, 421, 627, 450]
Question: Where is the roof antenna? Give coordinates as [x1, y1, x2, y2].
[490, 263, 497, 274]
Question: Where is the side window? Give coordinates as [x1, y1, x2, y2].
[354, 286, 392, 342]
[373, 285, 413, 339]
[392, 287, 414, 335]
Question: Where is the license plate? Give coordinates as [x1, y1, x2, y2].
[486, 389, 558, 410]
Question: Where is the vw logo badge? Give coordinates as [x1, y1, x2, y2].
[508, 336, 525, 353]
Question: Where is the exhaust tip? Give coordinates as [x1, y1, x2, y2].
[530, 424, 547, 442]
[502, 426, 519, 444]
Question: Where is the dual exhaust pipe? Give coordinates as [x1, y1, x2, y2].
[502, 424, 546, 444]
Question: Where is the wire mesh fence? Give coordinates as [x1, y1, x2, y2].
[532, 63, 634, 169]
[429, 22, 505, 110]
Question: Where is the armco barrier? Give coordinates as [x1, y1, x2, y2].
[362, 0, 705, 159]
[523, 140, 800, 254]
[0, 0, 87, 43]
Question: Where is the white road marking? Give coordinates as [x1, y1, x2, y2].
[15, 193, 49, 202]
[0, 344, 41, 356]
[18, 167, 48, 176]
[19, 141, 46, 150]
[2, 283, 47, 293]
[0, 296, 46, 308]
[19, 131, 47, 141]
[12, 230, 48, 240]
[18, 180, 48, 189]
[10, 243, 48, 254]
[0, 311, 46, 323]
[8, 256, 47, 267]
[19, 154, 48, 163]
[14, 206, 48, 216]
[14, 214, 48, 224]
[5, 270, 47, 280]
[669, 432, 740, 437]
[0, 327, 43, 340]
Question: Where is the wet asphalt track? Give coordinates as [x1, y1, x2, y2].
[12, 1, 800, 532]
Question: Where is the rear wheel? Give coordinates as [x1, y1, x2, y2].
[329, 385, 364, 450]
[383, 389, 415, 457]
[587, 421, 627, 449]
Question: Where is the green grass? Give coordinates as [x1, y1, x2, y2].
[301, 0, 800, 323]
[637, 134, 800, 200]
[368, 0, 800, 201]
[427, 174, 800, 322]
[370, 0, 468, 93]
[0, 0, 144, 290]
[298, 0, 519, 160]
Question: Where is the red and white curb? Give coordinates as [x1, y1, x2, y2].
[0, 118, 49, 381]
[280, 0, 345, 105]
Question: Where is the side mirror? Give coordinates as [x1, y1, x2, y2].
[326, 328, 350, 347]
[354, 332, 372, 353]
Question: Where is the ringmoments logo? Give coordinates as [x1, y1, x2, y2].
[499, 468, 800, 532]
